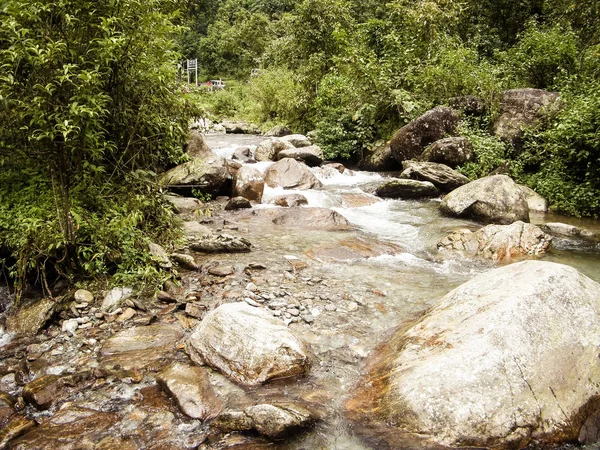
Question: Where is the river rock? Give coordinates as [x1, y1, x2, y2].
[101, 287, 134, 312]
[182, 221, 212, 237]
[254, 138, 294, 162]
[269, 194, 308, 207]
[225, 197, 252, 210]
[208, 266, 235, 277]
[148, 242, 172, 269]
[74, 289, 93, 304]
[6, 298, 56, 335]
[358, 142, 401, 172]
[265, 125, 293, 137]
[278, 145, 323, 167]
[400, 161, 470, 192]
[440, 174, 530, 224]
[231, 146, 256, 164]
[157, 363, 223, 420]
[419, 137, 473, 168]
[222, 120, 259, 135]
[160, 155, 230, 196]
[22, 373, 92, 410]
[0, 416, 36, 449]
[164, 194, 204, 216]
[186, 131, 212, 158]
[264, 158, 322, 190]
[390, 107, 460, 163]
[171, 253, 199, 271]
[347, 261, 600, 449]
[233, 165, 264, 203]
[280, 134, 311, 148]
[375, 179, 441, 199]
[270, 208, 350, 230]
[244, 402, 317, 438]
[186, 302, 310, 385]
[518, 185, 548, 213]
[188, 234, 252, 253]
[340, 192, 381, 207]
[438, 221, 552, 261]
[494, 88, 561, 149]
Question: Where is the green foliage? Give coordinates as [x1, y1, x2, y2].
[456, 120, 509, 180]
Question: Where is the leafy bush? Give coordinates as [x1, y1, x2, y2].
[456, 120, 509, 180]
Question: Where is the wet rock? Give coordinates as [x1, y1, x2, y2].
[440, 174, 530, 224]
[116, 307, 136, 322]
[347, 261, 600, 449]
[306, 237, 403, 262]
[186, 130, 213, 158]
[264, 158, 322, 190]
[188, 234, 252, 253]
[390, 107, 460, 163]
[400, 161, 470, 192]
[265, 125, 293, 137]
[62, 319, 79, 336]
[222, 120, 259, 135]
[164, 195, 204, 216]
[231, 146, 256, 164]
[375, 179, 440, 199]
[438, 221, 552, 261]
[280, 134, 311, 148]
[518, 185, 548, 213]
[23, 372, 93, 410]
[149, 243, 172, 269]
[186, 303, 310, 385]
[0, 416, 36, 449]
[100, 324, 183, 371]
[171, 253, 199, 271]
[160, 154, 231, 197]
[74, 289, 94, 304]
[233, 166, 264, 203]
[6, 298, 56, 336]
[494, 88, 561, 149]
[0, 391, 15, 426]
[269, 208, 350, 230]
[340, 192, 381, 207]
[101, 287, 134, 312]
[542, 222, 589, 238]
[278, 145, 323, 167]
[419, 137, 473, 168]
[185, 302, 207, 319]
[269, 194, 308, 207]
[244, 402, 316, 439]
[208, 266, 235, 277]
[157, 363, 223, 420]
[254, 138, 294, 162]
[181, 221, 212, 238]
[358, 142, 401, 172]
[225, 197, 252, 211]
[323, 162, 345, 173]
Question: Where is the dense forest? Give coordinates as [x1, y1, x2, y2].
[0, 0, 599, 295]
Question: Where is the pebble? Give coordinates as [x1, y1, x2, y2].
[288, 308, 300, 317]
[62, 319, 79, 336]
[244, 298, 261, 307]
[248, 263, 267, 270]
[117, 308, 136, 322]
[74, 289, 94, 303]
[347, 302, 359, 312]
[245, 282, 258, 292]
[79, 322, 93, 329]
[301, 314, 315, 324]
[325, 304, 337, 312]
[272, 310, 282, 317]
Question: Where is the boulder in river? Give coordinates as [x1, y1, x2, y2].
[254, 138, 294, 162]
[400, 161, 470, 192]
[347, 261, 600, 449]
[518, 184, 548, 213]
[233, 165, 264, 203]
[419, 137, 473, 168]
[280, 134, 312, 148]
[265, 125, 293, 137]
[160, 155, 230, 196]
[231, 146, 256, 164]
[186, 302, 310, 385]
[232, 207, 350, 231]
[438, 221, 552, 261]
[390, 107, 460, 163]
[269, 194, 308, 207]
[278, 145, 323, 167]
[264, 158, 322, 190]
[188, 234, 252, 253]
[6, 298, 57, 335]
[225, 196, 252, 211]
[375, 179, 440, 199]
[440, 174, 530, 224]
[186, 131, 213, 158]
[358, 142, 401, 172]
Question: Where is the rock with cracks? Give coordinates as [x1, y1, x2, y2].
[233, 165, 264, 203]
[419, 137, 473, 168]
[278, 145, 323, 167]
[375, 179, 441, 199]
[347, 261, 600, 449]
[188, 234, 252, 253]
[186, 302, 310, 385]
[264, 158, 322, 190]
[400, 161, 470, 192]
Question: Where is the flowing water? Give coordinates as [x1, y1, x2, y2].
[206, 133, 600, 449]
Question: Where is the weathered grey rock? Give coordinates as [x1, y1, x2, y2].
[265, 125, 293, 137]
[400, 161, 470, 192]
[171, 253, 199, 270]
[358, 142, 401, 172]
[347, 261, 600, 449]
[22, 373, 91, 410]
[244, 402, 316, 438]
[186, 131, 212, 158]
[233, 165, 264, 203]
[375, 179, 440, 199]
[231, 207, 350, 231]
[541, 222, 598, 241]
[231, 146, 256, 164]
[254, 139, 294, 162]
[419, 137, 473, 168]
[148, 243, 172, 269]
[269, 194, 308, 207]
[222, 120, 259, 135]
[390, 107, 460, 163]
[157, 363, 223, 420]
[186, 303, 310, 385]
[280, 134, 311, 148]
[101, 287, 134, 312]
[208, 266, 235, 277]
[188, 234, 252, 253]
[6, 298, 56, 335]
[518, 184, 548, 213]
[160, 155, 230, 196]
[438, 221, 552, 261]
[440, 174, 530, 224]
[164, 195, 204, 216]
[494, 88, 561, 148]
[340, 192, 381, 207]
[264, 158, 322, 190]
[181, 221, 212, 237]
[73, 289, 93, 304]
[278, 145, 323, 167]
[225, 197, 252, 210]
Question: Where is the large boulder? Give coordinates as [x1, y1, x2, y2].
[232, 146, 256, 164]
[280, 134, 312, 148]
[438, 221, 552, 261]
[233, 165, 264, 203]
[6, 298, 57, 335]
[221, 120, 259, 135]
[278, 145, 323, 167]
[518, 184, 548, 213]
[390, 107, 460, 163]
[186, 303, 310, 385]
[440, 174, 530, 224]
[375, 179, 440, 199]
[160, 155, 230, 196]
[419, 137, 473, 168]
[400, 161, 470, 192]
[347, 261, 600, 449]
[254, 138, 294, 162]
[186, 131, 212, 158]
[269, 194, 308, 207]
[494, 88, 560, 149]
[231, 207, 350, 231]
[188, 234, 252, 253]
[358, 142, 401, 172]
[264, 158, 322, 190]
[265, 125, 293, 137]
